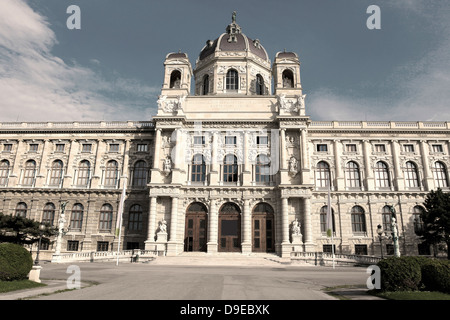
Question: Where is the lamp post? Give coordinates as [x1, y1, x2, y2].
[377, 224, 384, 259]
[34, 224, 46, 266]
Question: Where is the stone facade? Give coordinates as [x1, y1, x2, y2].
[1, 16, 449, 258]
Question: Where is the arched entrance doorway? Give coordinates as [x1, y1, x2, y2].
[218, 202, 241, 252]
[184, 202, 208, 252]
[252, 203, 275, 253]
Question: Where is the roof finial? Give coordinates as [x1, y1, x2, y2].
[232, 11, 236, 23]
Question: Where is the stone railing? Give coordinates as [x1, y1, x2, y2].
[290, 251, 382, 266]
[51, 249, 164, 263]
[0, 121, 154, 130]
[309, 121, 450, 130]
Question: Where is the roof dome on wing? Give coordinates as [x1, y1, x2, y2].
[198, 12, 270, 63]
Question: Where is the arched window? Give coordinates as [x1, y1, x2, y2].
[256, 74, 264, 95]
[351, 206, 366, 233]
[128, 204, 143, 232]
[77, 160, 91, 187]
[0, 160, 10, 186]
[282, 69, 294, 88]
[432, 161, 448, 188]
[375, 161, 390, 188]
[223, 154, 238, 182]
[404, 161, 420, 188]
[381, 205, 392, 232]
[22, 160, 36, 186]
[104, 160, 119, 187]
[226, 69, 238, 91]
[70, 203, 84, 230]
[315, 161, 331, 188]
[345, 161, 361, 188]
[170, 70, 181, 88]
[255, 154, 271, 183]
[191, 154, 206, 182]
[202, 75, 209, 95]
[320, 206, 335, 234]
[42, 203, 55, 226]
[99, 204, 113, 231]
[49, 160, 63, 186]
[413, 206, 424, 235]
[132, 160, 148, 187]
[15, 202, 27, 218]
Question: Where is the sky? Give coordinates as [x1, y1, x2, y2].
[0, 0, 449, 122]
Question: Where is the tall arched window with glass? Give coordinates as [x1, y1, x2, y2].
[202, 75, 209, 95]
[15, 202, 27, 218]
[128, 204, 143, 232]
[381, 205, 392, 232]
[255, 154, 272, 183]
[223, 154, 238, 182]
[345, 161, 361, 188]
[375, 161, 390, 188]
[315, 161, 331, 188]
[49, 160, 64, 187]
[432, 161, 448, 188]
[0, 160, 10, 186]
[99, 204, 113, 231]
[77, 160, 91, 187]
[319, 206, 335, 235]
[404, 161, 420, 188]
[42, 203, 55, 226]
[104, 160, 119, 188]
[70, 203, 84, 230]
[191, 154, 206, 183]
[256, 74, 264, 95]
[351, 206, 367, 234]
[132, 160, 148, 187]
[226, 69, 239, 91]
[22, 160, 36, 186]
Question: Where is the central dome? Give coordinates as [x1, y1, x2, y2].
[198, 13, 269, 63]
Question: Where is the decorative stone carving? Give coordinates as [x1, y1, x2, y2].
[157, 95, 186, 113]
[163, 156, 172, 176]
[288, 156, 298, 177]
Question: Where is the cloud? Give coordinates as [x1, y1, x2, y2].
[0, 0, 159, 122]
[308, 1, 450, 122]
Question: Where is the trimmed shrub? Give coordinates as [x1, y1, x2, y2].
[421, 260, 450, 293]
[0, 243, 33, 281]
[377, 256, 428, 292]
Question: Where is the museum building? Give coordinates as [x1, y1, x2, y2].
[0, 15, 449, 258]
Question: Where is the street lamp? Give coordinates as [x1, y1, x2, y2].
[34, 224, 46, 266]
[377, 224, 384, 259]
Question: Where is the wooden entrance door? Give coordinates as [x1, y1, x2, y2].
[218, 203, 241, 252]
[252, 203, 275, 253]
[185, 203, 208, 252]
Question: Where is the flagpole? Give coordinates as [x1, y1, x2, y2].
[327, 184, 335, 269]
[116, 177, 127, 266]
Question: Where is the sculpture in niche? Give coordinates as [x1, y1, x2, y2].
[158, 219, 167, 233]
[288, 156, 298, 177]
[163, 156, 172, 176]
[291, 218, 301, 236]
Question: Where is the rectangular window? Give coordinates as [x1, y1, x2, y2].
[323, 244, 336, 254]
[404, 144, 414, 153]
[137, 144, 147, 152]
[355, 244, 368, 255]
[317, 144, 328, 152]
[225, 136, 237, 145]
[374, 144, 386, 152]
[194, 136, 205, 145]
[97, 241, 109, 252]
[432, 144, 443, 153]
[3, 144, 12, 152]
[55, 144, 65, 152]
[67, 240, 79, 251]
[256, 136, 268, 145]
[386, 244, 394, 256]
[346, 144, 357, 152]
[29, 144, 38, 152]
[82, 144, 92, 153]
[109, 144, 119, 152]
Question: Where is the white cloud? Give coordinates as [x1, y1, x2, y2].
[0, 0, 159, 122]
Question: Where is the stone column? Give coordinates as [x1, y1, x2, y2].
[207, 199, 218, 253]
[333, 139, 344, 190]
[242, 199, 251, 254]
[281, 197, 290, 257]
[303, 197, 314, 252]
[153, 129, 162, 169]
[420, 140, 434, 191]
[300, 129, 310, 184]
[145, 197, 158, 250]
[91, 139, 104, 188]
[363, 140, 374, 190]
[280, 129, 287, 170]
[64, 139, 77, 187]
[391, 140, 404, 190]
[9, 139, 24, 186]
[120, 139, 130, 189]
[167, 196, 179, 256]
[35, 139, 49, 187]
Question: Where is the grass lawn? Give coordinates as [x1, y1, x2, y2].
[0, 279, 46, 293]
[370, 290, 450, 300]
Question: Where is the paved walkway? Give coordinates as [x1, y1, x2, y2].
[0, 254, 384, 300]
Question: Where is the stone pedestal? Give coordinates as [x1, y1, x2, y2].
[291, 234, 303, 252]
[155, 232, 168, 253]
[28, 265, 42, 283]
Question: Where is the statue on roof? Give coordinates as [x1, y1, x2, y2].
[232, 11, 236, 23]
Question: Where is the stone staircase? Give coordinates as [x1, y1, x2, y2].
[147, 252, 291, 266]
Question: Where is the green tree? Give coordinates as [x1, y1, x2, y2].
[421, 188, 450, 259]
[0, 212, 57, 246]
